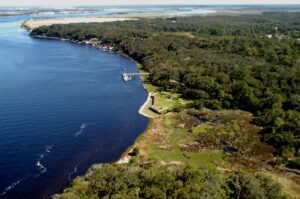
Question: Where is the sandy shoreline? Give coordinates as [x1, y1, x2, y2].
[138, 93, 154, 118]
[21, 9, 256, 30]
[22, 17, 135, 30]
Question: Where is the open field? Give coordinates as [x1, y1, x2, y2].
[145, 113, 225, 170]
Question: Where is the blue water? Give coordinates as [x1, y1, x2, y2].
[0, 6, 216, 19]
[0, 15, 148, 199]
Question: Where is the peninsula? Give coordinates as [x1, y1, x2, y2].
[22, 17, 134, 30]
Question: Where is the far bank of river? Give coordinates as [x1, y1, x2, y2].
[22, 17, 135, 30]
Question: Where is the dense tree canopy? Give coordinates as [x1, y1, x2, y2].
[31, 12, 300, 161]
[53, 162, 287, 199]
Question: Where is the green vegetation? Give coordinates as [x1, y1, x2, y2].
[52, 109, 297, 198]
[128, 147, 140, 156]
[144, 112, 224, 170]
[53, 162, 287, 199]
[30, 11, 300, 198]
[133, 110, 275, 170]
[31, 12, 300, 163]
[139, 72, 192, 116]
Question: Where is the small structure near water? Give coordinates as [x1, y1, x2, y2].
[122, 73, 132, 82]
[122, 72, 149, 82]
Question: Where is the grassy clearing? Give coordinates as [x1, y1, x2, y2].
[138, 64, 192, 116]
[142, 98, 160, 118]
[265, 171, 300, 199]
[107, 12, 177, 19]
[131, 108, 277, 172]
[166, 32, 196, 39]
[132, 112, 224, 170]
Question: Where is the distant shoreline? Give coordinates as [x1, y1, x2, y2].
[22, 17, 135, 30]
[20, 8, 271, 31]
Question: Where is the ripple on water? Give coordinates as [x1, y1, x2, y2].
[0, 16, 148, 199]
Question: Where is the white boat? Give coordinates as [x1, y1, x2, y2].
[122, 73, 132, 81]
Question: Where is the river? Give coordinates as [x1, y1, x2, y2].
[0, 14, 148, 199]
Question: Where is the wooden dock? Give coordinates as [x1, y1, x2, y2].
[122, 72, 149, 81]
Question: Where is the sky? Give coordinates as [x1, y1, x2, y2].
[0, 0, 299, 7]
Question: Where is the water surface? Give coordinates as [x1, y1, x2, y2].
[0, 16, 148, 199]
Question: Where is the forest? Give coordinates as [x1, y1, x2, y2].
[53, 162, 287, 199]
[31, 12, 300, 165]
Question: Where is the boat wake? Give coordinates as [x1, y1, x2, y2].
[35, 145, 53, 177]
[68, 165, 78, 181]
[0, 176, 28, 197]
[36, 161, 47, 175]
[0, 144, 54, 196]
[74, 123, 87, 137]
[0, 180, 20, 197]
[74, 122, 103, 137]
[45, 145, 53, 153]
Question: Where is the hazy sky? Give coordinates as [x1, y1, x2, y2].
[0, 0, 299, 6]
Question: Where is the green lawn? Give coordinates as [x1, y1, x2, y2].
[138, 65, 192, 116]
[146, 114, 224, 170]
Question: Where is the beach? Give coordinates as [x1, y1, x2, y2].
[138, 93, 155, 118]
[22, 17, 134, 30]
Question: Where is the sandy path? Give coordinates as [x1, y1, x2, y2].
[139, 93, 155, 118]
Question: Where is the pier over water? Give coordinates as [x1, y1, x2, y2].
[122, 72, 149, 81]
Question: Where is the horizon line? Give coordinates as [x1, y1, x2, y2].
[1, 3, 300, 8]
